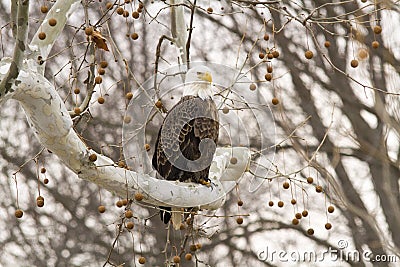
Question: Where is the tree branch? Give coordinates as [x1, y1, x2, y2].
[29, 0, 81, 72]
[0, 0, 29, 98]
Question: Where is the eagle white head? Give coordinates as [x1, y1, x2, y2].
[183, 66, 213, 100]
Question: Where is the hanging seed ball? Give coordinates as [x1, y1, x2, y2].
[324, 41, 331, 48]
[40, 5, 49, 13]
[126, 221, 134, 229]
[99, 61, 108, 68]
[189, 244, 197, 252]
[144, 143, 150, 152]
[41, 167, 46, 173]
[350, 59, 359, 68]
[268, 200, 274, 207]
[373, 25, 382, 34]
[267, 53, 274, 59]
[282, 181, 290, 189]
[207, 7, 213, 14]
[264, 33, 269, 41]
[272, 97, 279, 105]
[106, 2, 113, 9]
[173, 256, 181, 263]
[306, 177, 313, 184]
[305, 50, 314, 59]
[315, 185, 323, 193]
[131, 33, 139, 40]
[185, 253, 193, 261]
[372, 41, 380, 49]
[126, 92, 133, 100]
[97, 97, 105, 104]
[138, 256, 146, 264]
[249, 83, 257, 91]
[132, 11, 140, 19]
[74, 107, 81, 115]
[265, 73, 272, 81]
[292, 218, 299, 225]
[43, 178, 49, 184]
[38, 32, 46, 40]
[89, 154, 97, 162]
[327, 205, 335, 213]
[278, 200, 284, 207]
[237, 200, 244, 206]
[222, 106, 229, 114]
[134, 192, 144, 201]
[325, 222, 332, 230]
[98, 205, 106, 213]
[259, 52, 265, 59]
[125, 210, 133, 218]
[98, 68, 105, 75]
[236, 217, 244, 224]
[124, 116, 132, 124]
[15, 209, 24, 218]
[116, 7, 124, 15]
[307, 228, 314, 235]
[122, 199, 128, 206]
[122, 10, 129, 17]
[116, 200, 123, 207]
[302, 210, 308, 217]
[267, 65, 273, 73]
[37, 196, 44, 207]
[295, 212, 302, 219]
[48, 18, 57, 27]
[195, 243, 202, 250]
[230, 157, 238, 165]
[85, 26, 93, 36]
[272, 50, 280, 58]
[74, 88, 80, 94]
[95, 76, 103, 84]
[155, 100, 163, 109]
[358, 48, 368, 59]
[139, 2, 144, 8]
[291, 199, 297, 205]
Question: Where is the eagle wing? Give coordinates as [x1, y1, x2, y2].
[152, 95, 219, 183]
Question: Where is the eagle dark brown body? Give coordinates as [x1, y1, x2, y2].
[152, 95, 219, 223]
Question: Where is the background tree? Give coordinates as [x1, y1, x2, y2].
[0, 0, 399, 266]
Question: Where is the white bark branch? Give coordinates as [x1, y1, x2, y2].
[29, 0, 81, 72]
[1, 59, 250, 209]
[170, 0, 188, 65]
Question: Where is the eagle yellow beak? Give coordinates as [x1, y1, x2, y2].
[198, 71, 212, 83]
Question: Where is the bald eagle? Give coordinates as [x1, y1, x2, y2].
[152, 66, 219, 228]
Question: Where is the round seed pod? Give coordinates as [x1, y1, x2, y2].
[48, 18, 57, 27]
[85, 26, 94, 36]
[98, 205, 106, 213]
[15, 209, 24, 218]
[38, 32, 46, 40]
[40, 5, 49, 13]
[138, 256, 146, 264]
[305, 50, 313, 59]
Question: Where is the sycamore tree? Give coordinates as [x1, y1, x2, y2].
[0, 0, 399, 266]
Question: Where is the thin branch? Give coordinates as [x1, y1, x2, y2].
[0, 0, 29, 98]
[186, 0, 197, 65]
